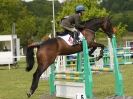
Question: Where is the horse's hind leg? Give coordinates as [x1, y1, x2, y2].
[27, 66, 44, 97]
[27, 54, 56, 97]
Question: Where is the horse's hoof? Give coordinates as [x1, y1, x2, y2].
[27, 92, 32, 98]
[89, 54, 94, 57]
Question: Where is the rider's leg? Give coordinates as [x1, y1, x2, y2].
[73, 31, 80, 44]
[61, 25, 80, 45]
[74, 31, 80, 40]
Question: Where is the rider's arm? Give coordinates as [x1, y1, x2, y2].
[74, 14, 84, 29]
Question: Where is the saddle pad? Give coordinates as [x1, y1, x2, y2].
[58, 32, 84, 46]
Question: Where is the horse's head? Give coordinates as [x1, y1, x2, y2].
[83, 16, 114, 38]
[101, 17, 114, 38]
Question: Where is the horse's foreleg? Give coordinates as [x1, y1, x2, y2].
[89, 47, 97, 57]
[96, 44, 105, 61]
[88, 42, 105, 61]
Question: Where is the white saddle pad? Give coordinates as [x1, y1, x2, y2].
[58, 32, 84, 46]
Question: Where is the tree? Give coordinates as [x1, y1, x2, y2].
[23, 0, 61, 39]
[101, 0, 133, 31]
[0, 0, 23, 34]
[0, 0, 37, 46]
[101, 0, 133, 12]
[16, 15, 36, 46]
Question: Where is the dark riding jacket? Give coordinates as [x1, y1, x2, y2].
[61, 13, 84, 31]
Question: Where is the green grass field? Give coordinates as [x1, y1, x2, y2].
[0, 58, 133, 99]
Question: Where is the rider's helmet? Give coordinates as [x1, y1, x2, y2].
[75, 5, 85, 13]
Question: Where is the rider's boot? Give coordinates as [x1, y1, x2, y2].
[73, 32, 80, 45]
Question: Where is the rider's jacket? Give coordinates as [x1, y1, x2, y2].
[61, 13, 84, 29]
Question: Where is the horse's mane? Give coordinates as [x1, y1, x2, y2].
[82, 17, 105, 25]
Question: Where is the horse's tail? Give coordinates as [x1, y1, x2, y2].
[26, 43, 39, 72]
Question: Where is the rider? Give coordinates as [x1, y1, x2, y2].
[61, 5, 85, 45]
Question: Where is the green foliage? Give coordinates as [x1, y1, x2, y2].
[34, 17, 52, 41]
[101, 0, 133, 12]
[114, 23, 127, 40]
[23, 0, 61, 40]
[0, 0, 22, 34]
[0, 0, 37, 46]
[23, 0, 53, 17]
[16, 15, 36, 46]
[101, 0, 133, 31]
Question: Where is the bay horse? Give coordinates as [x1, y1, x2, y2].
[26, 16, 114, 97]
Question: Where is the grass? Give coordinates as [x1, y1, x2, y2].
[0, 58, 133, 99]
[0, 59, 50, 99]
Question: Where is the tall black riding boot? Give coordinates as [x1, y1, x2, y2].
[73, 32, 79, 45]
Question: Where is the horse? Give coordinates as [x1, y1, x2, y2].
[26, 16, 114, 97]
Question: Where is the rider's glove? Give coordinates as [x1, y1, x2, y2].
[72, 28, 78, 32]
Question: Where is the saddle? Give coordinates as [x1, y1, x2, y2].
[56, 31, 79, 39]
[56, 31, 81, 45]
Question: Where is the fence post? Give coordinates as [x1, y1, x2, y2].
[111, 35, 124, 96]
[49, 63, 56, 95]
[83, 38, 93, 98]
